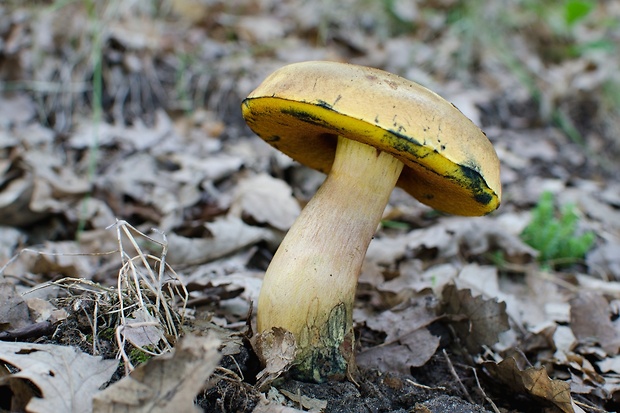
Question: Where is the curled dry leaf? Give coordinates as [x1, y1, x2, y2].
[483, 357, 575, 413]
[229, 173, 301, 231]
[0, 341, 118, 413]
[92, 333, 221, 413]
[252, 327, 297, 391]
[442, 284, 509, 353]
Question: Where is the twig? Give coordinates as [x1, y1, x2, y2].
[573, 399, 607, 412]
[471, 367, 500, 413]
[443, 349, 474, 404]
[406, 378, 446, 391]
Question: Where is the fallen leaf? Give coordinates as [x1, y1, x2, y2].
[0, 341, 118, 413]
[362, 295, 440, 343]
[586, 243, 620, 280]
[121, 308, 166, 349]
[252, 395, 306, 413]
[229, 173, 300, 231]
[92, 333, 221, 413]
[166, 217, 274, 265]
[597, 355, 620, 374]
[0, 225, 24, 263]
[0, 94, 35, 127]
[25, 297, 67, 324]
[0, 174, 47, 226]
[570, 292, 620, 355]
[455, 263, 501, 298]
[365, 216, 536, 273]
[442, 284, 509, 353]
[28, 241, 98, 279]
[484, 356, 575, 413]
[357, 294, 441, 374]
[357, 328, 440, 374]
[279, 388, 327, 412]
[0, 281, 32, 330]
[252, 327, 297, 391]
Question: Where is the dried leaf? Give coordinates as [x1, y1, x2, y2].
[0, 94, 35, 127]
[92, 333, 221, 413]
[121, 308, 166, 349]
[0, 281, 32, 330]
[357, 328, 440, 374]
[362, 295, 440, 343]
[0, 341, 118, 413]
[570, 292, 620, 355]
[365, 215, 536, 274]
[229, 173, 300, 231]
[29, 241, 97, 279]
[442, 284, 509, 353]
[166, 217, 274, 265]
[252, 395, 306, 413]
[586, 243, 620, 280]
[0, 175, 46, 226]
[357, 295, 441, 373]
[597, 355, 620, 374]
[252, 327, 297, 390]
[484, 357, 574, 413]
[0, 226, 24, 263]
[279, 388, 327, 412]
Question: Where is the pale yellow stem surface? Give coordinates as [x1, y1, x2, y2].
[256, 136, 404, 382]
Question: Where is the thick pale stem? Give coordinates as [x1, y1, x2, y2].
[256, 136, 404, 382]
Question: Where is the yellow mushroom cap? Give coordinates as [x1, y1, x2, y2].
[241, 61, 501, 216]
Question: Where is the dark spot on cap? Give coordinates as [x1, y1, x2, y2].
[316, 99, 332, 109]
[474, 192, 493, 205]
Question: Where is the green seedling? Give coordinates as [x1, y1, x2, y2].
[521, 191, 595, 267]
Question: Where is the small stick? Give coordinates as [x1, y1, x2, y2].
[443, 349, 474, 404]
[471, 367, 500, 413]
[406, 378, 446, 391]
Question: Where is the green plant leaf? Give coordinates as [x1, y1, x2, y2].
[564, 0, 594, 26]
[520, 191, 595, 267]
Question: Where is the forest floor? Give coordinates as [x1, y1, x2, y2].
[1, 1, 620, 412]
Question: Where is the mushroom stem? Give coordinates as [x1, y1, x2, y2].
[257, 136, 404, 382]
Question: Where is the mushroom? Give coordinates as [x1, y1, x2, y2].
[241, 61, 501, 382]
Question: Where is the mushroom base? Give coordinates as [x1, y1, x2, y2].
[290, 302, 352, 382]
[256, 136, 404, 382]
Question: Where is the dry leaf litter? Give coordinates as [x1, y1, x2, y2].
[0, 1, 619, 412]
